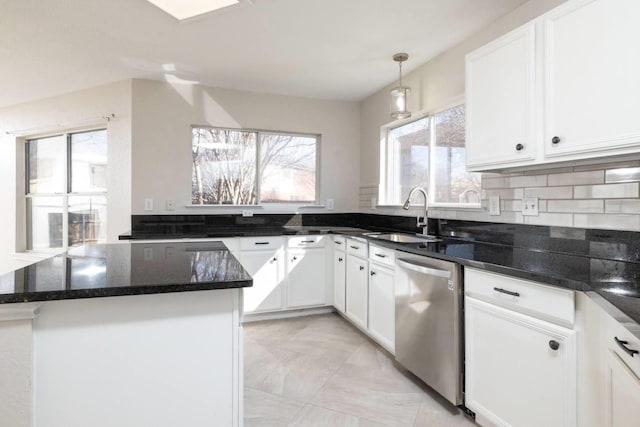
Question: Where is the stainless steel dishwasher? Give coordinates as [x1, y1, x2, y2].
[395, 253, 463, 406]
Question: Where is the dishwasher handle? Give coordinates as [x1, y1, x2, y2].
[396, 258, 452, 279]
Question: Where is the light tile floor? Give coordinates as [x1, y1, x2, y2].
[244, 313, 478, 427]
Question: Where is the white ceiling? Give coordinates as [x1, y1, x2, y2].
[0, 0, 529, 108]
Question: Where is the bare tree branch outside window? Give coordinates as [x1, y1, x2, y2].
[191, 128, 318, 205]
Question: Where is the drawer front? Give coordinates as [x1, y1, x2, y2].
[332, 235, 346, 250]
[604, 313, 640, 379]
[288, 235, 326, 249]
[465, 267, 575, 326]
[346, 238, 368, 258]
[368, 244, 395, 267]
[240, 236, 284, 251]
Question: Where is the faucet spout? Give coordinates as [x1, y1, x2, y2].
[402, 186, 429, 232]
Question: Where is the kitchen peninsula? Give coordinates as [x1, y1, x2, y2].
[0, 241, 251, 427]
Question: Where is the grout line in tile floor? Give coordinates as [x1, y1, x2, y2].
[243, 312, 477, 427]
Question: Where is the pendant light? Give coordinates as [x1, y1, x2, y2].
[390, 53, 411, 120]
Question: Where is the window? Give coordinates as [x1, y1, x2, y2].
[191, 127, 318, 205]
[381, 104, 481, 206]
[25, 129, 108, 250]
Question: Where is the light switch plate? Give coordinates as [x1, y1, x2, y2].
[522, 197, 539, 216]
[489, 196, 500, 216]
[371, 197, 377, 210]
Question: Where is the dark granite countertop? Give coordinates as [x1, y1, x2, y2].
[0, 241, 252, 304]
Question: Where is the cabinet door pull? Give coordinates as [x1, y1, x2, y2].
[334, 241, 343, 245]
[370, 270, 376, 276]
[271, 257, 277, 262]
[614, 336, 639, 357]
[551, 136, 561, 145]
[254, 242, 269, 245]
[515, 143, 524, 151]
[548, 340, 560, 351]
[292, 256, 298, 261]
[300, 240, 315, 244]
[350, 245, 360, 250]
[493, 287, 520, 297]
[338, 257, 343, 262]
[374, 253, 387, 258]
[359, 266, 365, 271]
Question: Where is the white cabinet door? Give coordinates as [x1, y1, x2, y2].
[240, 249, 284, 313]
[368, 263, 394, 353]
[345, 255, 368, 330]
[334, 251, 346, 313]
[543, 0, 640, 160]
[466, 22, 537, 170]
[465, 296, 576, 427]
[605, 350, 640, 427]
[287, 248, 327, 308]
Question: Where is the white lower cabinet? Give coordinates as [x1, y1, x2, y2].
[240, 248, 284, 313]
[345, 254, 368, 330]
[287, 247, 326, 308]
[465, 267, 576, 427]
[333, 248, 346, 314]
[605, 350, 640, 427]
[368, 262, 394, 353]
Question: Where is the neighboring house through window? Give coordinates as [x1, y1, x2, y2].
[25, 129, 108, 250]
[191, 127, 319, 205]
[380, 103, 481, 206]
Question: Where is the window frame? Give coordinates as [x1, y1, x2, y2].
[190, 125, 321, 207]
[24, 127, 108, 252]
[379, 99, 481, 209]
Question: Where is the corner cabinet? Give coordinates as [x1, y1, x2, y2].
[465, 0, 640, 171]
[466, 21, 537, 171]
[464, 268, 577, 427]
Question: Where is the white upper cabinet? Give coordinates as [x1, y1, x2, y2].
[466, 22, 537, 170]
[543, 0, 640, 160]
[466, 0, 640, 171]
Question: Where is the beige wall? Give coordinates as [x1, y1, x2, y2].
[131, 79, 360, 215]
[0, 81, 132, 257]
[359, 0, 567, 213]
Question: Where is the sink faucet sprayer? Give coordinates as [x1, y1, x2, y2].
[402, 186, 429, 234]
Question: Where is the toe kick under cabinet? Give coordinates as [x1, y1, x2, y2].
[464, 267, 577, 427]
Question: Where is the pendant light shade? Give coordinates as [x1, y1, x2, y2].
[390, 53, 411, 120]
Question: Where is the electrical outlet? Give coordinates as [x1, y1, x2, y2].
[371, 197, 377, 210]
[326, 198, 335, 210]
[143, 247, 153, 261]
[522, 197, 539, 216]
[489, 196, 501, 216]
[166, 200, 174, 211]
[144, 198, 153, 211]
[242, 210, 253, 217]
[165, 246, 174, 257]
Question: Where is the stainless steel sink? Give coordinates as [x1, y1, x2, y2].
[363, 232, 441, 243]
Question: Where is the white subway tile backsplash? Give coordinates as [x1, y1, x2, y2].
[547, 200, 604, 213]
[524, 213, 573, 227]
[547, 170, 604, 186]
[605, 199, 640, 214]
[574, 214, 640, 231]
[605, 167, 640, 183]
[573, 183, 639, 199]
[507, 175, 547, 188]
[360, 158, 640, 231]
[523, 186, 573, 199]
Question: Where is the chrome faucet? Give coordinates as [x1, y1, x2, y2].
[402, 186, 428, 234]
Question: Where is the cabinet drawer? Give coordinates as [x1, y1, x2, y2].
[332, 235, 346, 250]
[288, 235, 326, 248]
[465, 268, 574, 326]
[240, 236, 284, 251]
[604, 313, 640, 379]
[346, 238, 368, 258]
[368, 244, 395, 267]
